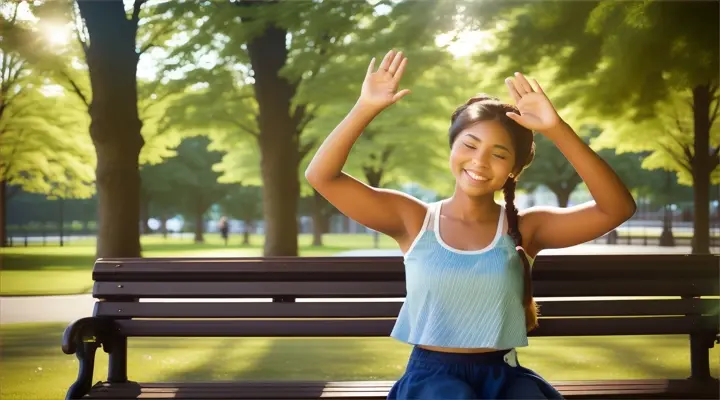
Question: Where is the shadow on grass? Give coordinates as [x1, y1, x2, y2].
[159, 336, 409, 383]
[0, 323, 66, 358]
[0, 253, 95, 271]
[579, 336, 691, 378]
[520, 335, 717, 381]
[153, 338, 255, 382]
[230, 337, 402, 381]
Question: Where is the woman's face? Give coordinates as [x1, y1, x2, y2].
[449, 119, 517, 197]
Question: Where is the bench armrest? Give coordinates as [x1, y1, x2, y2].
[62, 317, 119, 400]
[62, 317, 116, 354]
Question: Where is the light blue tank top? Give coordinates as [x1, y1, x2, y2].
[390, 200, 532, 350]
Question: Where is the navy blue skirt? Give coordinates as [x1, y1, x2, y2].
[387, 346, 564, 399]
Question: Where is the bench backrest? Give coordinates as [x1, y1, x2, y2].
[91, 255, 719, 338]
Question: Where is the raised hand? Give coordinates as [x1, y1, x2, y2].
[504, 73, 562, 132]
[358, 50, 411, 111]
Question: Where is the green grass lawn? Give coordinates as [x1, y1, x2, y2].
[0, 233, 398, 296]
[1, 322, 717, 400]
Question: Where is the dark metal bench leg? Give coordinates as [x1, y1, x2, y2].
[689, 333, 715, 381]
[66, 341, 100, 400]
[108, 335, 128, 383]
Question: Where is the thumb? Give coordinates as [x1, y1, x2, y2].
[393, 89, 411, 103]
[505, 112, 524, 124]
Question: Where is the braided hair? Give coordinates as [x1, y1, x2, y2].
[449, 94, 539, 331]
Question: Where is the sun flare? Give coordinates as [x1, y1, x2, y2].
[42, 23, 71, 47]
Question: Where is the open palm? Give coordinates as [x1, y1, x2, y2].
[359, 50, 411, 111]
[505, 73, 561, 132]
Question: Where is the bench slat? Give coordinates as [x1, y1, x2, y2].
[93, 255, 719, 281]
[94, 281, 406, 298]
[114, 316, 716, 337]
[538, 298, 718, 316]
[94, 299, 717, 319]
[94, 280, 717, 298]
[84, 379, 720, 399]
[95, 301, 404, 318]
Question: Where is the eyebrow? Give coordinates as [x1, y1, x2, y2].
[465, 134, 513, 153]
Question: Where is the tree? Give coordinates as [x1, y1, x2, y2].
[6, 0, 192, 256]
[0, 2, 94, 246]
[520, 127, 648, 207]
[474, 1, 719, 253]
[219, 185, 263, 246]
[69, 0, 148, 257]
[140, 162, 181, 237]
[144, 136, 229, 243]
[592, 91, 720, 194]
[6, 0, 148, 256]
[165, 0, 458, 256]
[519, 134, 581, 208]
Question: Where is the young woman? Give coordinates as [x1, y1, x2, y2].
[305, 50, 636, 399]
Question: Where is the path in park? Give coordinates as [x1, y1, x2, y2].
[0, 244, 697, 325]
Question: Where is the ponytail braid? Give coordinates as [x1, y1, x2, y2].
[503, 178, 539, 331]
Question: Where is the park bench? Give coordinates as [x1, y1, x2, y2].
[63, 254, 719, 399]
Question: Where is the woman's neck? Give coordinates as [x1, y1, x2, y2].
[444, 190, 499, 222]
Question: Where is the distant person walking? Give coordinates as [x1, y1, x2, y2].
[218, 216, 230, 246]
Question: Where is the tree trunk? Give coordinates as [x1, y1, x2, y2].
[659, 204, 675, 247]
[194, 205, 205, 243]
[58, 198, 64, 247]
[311, 189, 325, 247]
[77, 1, 144, 258]
[0, 180, 5, 247]
[161, 214, 168, 238]
[247, 25, 300, 256]
[691, 84, 712, 254]
[243, 220, 251, 246]
[139, 193, 150, 234]
[550, 187, 573, 208]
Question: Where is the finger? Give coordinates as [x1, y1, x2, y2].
[379, 49, 395, 72]
[392, 89, 411, 103]
[388, 51, 403, 75]
[366, 57, 376, 78]
[505, 78, 521, 102]
[514, 72, 534, 93]
[392, 58, 408, 82]
[509, 75, 527, 96]
[532, 78, 544, 94]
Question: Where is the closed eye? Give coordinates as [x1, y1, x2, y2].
[463, 143, 476, 149]
[493, 154, 507, 160]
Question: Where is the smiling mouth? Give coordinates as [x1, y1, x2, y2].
[464, 169, 490, 182]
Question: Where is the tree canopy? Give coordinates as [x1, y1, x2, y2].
[474, 0, 718, 253]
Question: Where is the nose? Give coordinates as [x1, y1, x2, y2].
[470, 148, 492, 169]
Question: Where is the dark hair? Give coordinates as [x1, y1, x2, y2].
[449, 94, 539, 331]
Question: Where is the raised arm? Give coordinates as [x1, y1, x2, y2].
[305, 50, 424, 244]
[504, 73, 637, 257]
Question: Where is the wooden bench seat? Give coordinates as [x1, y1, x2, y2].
[62, 254, 720, 399]
[75, 379, 720, 399]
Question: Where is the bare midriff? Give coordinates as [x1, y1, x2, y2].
[417, 344, 500, 354]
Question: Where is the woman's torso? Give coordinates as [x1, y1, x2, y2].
[392, 200, 532, 353]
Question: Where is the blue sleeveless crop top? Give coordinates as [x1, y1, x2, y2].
[390, 200, 533, 350]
